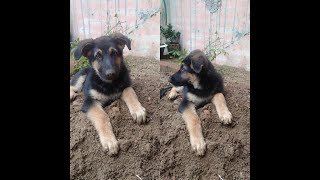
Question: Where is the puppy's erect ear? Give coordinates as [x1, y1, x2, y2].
[190, 53, 207, 73]
[74, 39, 94, 60]
[110, 33, 131, 50]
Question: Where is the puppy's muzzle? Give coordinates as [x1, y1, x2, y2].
[106, 70, 116, 80]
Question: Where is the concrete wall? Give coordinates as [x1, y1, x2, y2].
[70, 0, 160, 60]
[162, 0, 250, 71]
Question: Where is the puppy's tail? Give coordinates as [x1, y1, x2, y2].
[70, 68, 90, 101]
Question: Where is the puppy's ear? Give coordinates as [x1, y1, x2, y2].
[191, 55, 206, 73]
[74, 39, 94, 60]
[110, 33, 131, 50]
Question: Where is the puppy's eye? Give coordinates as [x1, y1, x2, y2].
[95, 53, 102, 59]
[111, 50, 118, 56]
[109, 47, 118, 56]
[181, 67, 187, 72]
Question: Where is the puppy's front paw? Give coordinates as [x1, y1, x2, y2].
[70, 89, 77, 101]
[190, 136, 207, 156]
[168, 90, 178, 100]
[219, 110, 232, 125]
[130, 105, 147, 124]
[101, 137, 119, 156]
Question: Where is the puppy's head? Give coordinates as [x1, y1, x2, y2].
[74, 33, 131, 82]
[168, 49, 208, 89]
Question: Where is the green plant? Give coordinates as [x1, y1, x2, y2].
[168, 49, 188, 63]
[160, 24, 180, 43]
[178, 49, 188, 62]
[71, 56, 90, 75]
[160, 26, 166, 38]
[169, 49, 181, 58]
[203, 31, 228, 61]
[70, 38, 80, 53]
[70, 38, 90, 75]
[208, 46, 228, 60]
[105, 13, 127, 35]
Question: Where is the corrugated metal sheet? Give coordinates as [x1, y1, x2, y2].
[70, 0, 160, 40]
[70, 0, 161, 59]
[161, 0, 250, 70]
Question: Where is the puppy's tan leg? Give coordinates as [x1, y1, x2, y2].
[87, 102, 119, 155]
[182, 103, 206, 156]
[121, 87, 147, 124]
[168, 86, 183, 100]
[212, 93, 232, 124]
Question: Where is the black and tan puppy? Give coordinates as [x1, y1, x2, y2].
[70, 33, 146, 156]
[168, 49, 232, 156]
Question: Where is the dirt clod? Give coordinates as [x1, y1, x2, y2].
[119, 139, 132, 152]
[111, 106, 120, 112]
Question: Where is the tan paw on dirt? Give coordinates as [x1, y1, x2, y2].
[101, 137, 119, 156]
[130, 105, 147, 124]
[190, 136, 207, 156]
[168, 90, 178, 100]
[219, 110, 232, 125]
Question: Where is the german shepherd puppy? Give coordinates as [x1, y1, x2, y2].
[70, 33, 146, 156]
[168, 49, 232, 156]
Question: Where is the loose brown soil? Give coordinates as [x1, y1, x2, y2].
[70, 57, 250, 179]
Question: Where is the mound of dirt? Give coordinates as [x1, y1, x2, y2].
[70, 56, 162, 179]
[70, 57, 250, 179]
[159, 63, 250, 179]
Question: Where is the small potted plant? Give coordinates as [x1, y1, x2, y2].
[160, 24, 181, 52]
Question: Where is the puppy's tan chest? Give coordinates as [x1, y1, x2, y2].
[89, 89, 122, 103]
[186, 92, 212, 105]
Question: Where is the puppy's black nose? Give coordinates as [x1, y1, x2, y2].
[106, 70, 116, 80]
[106, 73, 115, 80]
[168, 76, 173, 83]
